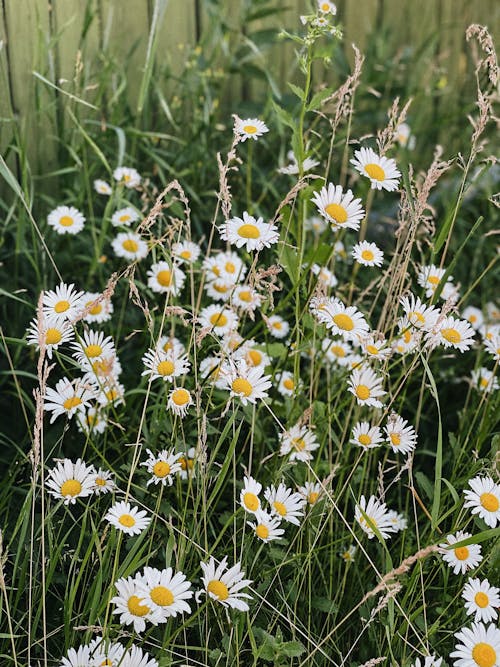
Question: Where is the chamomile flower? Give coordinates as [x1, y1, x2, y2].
[42, 282, 84, 323]
[304, 216, 327, 235]
[91, 468, 116, 495]
[360, 335, 391, 360]
[385, 413, 418, 455]
[463, 476, 500, 528]
[417, 264, 450, 299]
[484, 334, 500, 362]
[311, 297, 369, 341]
[88, 636, 125, 666]
[462, 578, 500, 623]
[219, 212, 279, 252]
[112, 232, 148, 261]
[410, 657, 442, 667]
[203, 251, 247, 283]
[137, 566, 193, 618]
[111, 206, 140, 227]
[198, 305, 239, 337]
[248, 510, 285, 543]
[347, 367, 386, 408]
[105, 501, 151, 536]
[231, 285, 263, 312]
[113, 166, 141, 188]
[279, 424, 319, 462]
[47, 205, 85, 235]
[120, 645, 159, 667]
[197, 556, 253, 611]
[428, 315, 476, 352]
[72, 330, 116, 367]
[147, 261, 186, 296]
[46, 458, 95, 505]
[340, 545, 357, 562]
[155, 335, 185, 357]
[312, 263, 338, 288]
[462, 306, 484, 331]
[400, 293, 441, 331]
[167, 387, 193, 417]
[94, 179, 112, 195]
[81, 291, 114, 324]
[141, 448, 183, 486]
[322, 338, 352, 366]
[264, 483, 306, 526]
[311, 184, 365, 231]
[350, 147, 401, 192]
[451, 622, 500, 667]
[352, 241, 384, 267]
[172, 240, 201, 264]
[355, 495, 397, 540]
[26, 317, 74, 359]
[179, 447, 197, 480]
[234, 117, 269, 142]
[44, 377, 95, 423]
[471, 368, 498, 393]
[111, 575, 162, 633]
[275, 371, 297, 397]
[350, 421, 383, 450]
[240, 476, 262, 514]
[141, 348, 190, 382]
[298, 482, 324, 506]
[223, 359, 272, 405]
[278, 150, 319, 174]
[267, 314, 289, 339]
[60, 645, 92, 667]
[76, 406, 108, 436]
[440, 531, 483, 575]
[317, 0, 337, 14]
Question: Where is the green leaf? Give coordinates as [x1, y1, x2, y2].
[271, 100, 295, 130]
[307, 87, 332, 111]
[282, 640, 306, 657]
[287, 82, 305, 101]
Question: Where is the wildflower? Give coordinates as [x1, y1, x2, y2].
[42, 282, 84, 323]
[141, 448, 183, 486]
[197, 556, 253, 611]
[155, 335, 185, 357]
[172, 240, 201, 264]
[223, 359, 272, 405]
[178, 447, 197, 480]
[105, 501, 151, 536]
[387, 510, 407, 532]
[203, 251, 247, 283]
[167, 387, 193, 418]
[462, 306, 484, 331]
[310, 297, 369, 341]
[235, 340, 271, 370]
[199, 356, 226, 388]
[267, 314, 289, 339]
[279, 423, 319, 462]
[311, 263, 338, 288]
[400, 293, 441, 331]
[352, 241, 384, 267]
[147, 261, 186, 296]
[350, 421, 383, 450]
[355, 495, 397, 540]
[71, 329, 116, 368]
[360, 335, 391, 360]
[351, 147, 401, 191]
[304, 216, 327, 235]
[471, 368, 498, 393]
[113, 166, 141, 188]
[198, 304, 239, 337]
[205, 278, 233, 302]
[141, 348, 190, 383]
[111, 575, 163, 632]
[111, 206, 140, 227]
[46, 458, 95, 505]
[231, 285, 263, 312]
[120, 645, 159, 667]
[385, 413, 418, 455]
[463, 476, 500, 528]
[340, 545, 357, 562]
[60, 645, 92, 667]
[248, 510, 285, 543]
[278, 150, 319, 174]
[276, 371, 297, 397]
[347, 367, 386, 408]
[484, 334, 500, 362]
[47, 205, 85, 235]
[440, 531, 483, 575]
[26, 317, 74, 359]
[88, 636, 125, 666]
[311, 183, 365, 231]
[298, 482, 325, 506]
[240, 476, 262, 514]
[265, 483, 306, 525]
[428, 315, 475, 352]
[91, 468, 116, 495]
[480, 324, 500, 344]
[317, 0, 337, 14]
[44, 377, 94, 423]
[111, 232, 148, 261]
[219, 212, 279, 252]
[410, 657, 442, 667]
[451, 622, 500, 667]
[322, 338, 352, 366]
[94, 179, 112, 195]
[486, 302, 500, 322]
[234, 117, 269, 142]
[137, 566, 193, 619]
[76, 407, 108, 436]
[95, 377, 125, 407]
[462, 578, 500, 623]
[395, 122, 415, 149]
[417, 264, 451, 299]
[81, 291, 114, 324]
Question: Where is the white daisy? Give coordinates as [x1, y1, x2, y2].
[267, 314, 289, 339]
[487, 302, 500, 322]
[44, 377, 95, 423]
[355, 495, 397, 540]
[275, 371, 298, 397]
[387, 509, 408, 532]
[26, 317, 74, 359]
[278, 150, 319, 175]
[322, 338, 352, 366]
[60, 645, 92, 667]
[451, 622, 500, 667]
[231, 285, 263, 312]
[95, 378, 125, 407]
[410, 656, 442, 667]
[304, 216, 327, 235]
[359, 335, 391, 361]
[178, 447, 197, 481]
[400, 293, 441, 332]
[264, 483, 306, 526]
[81, 291, 114, 324]
[42, 282, 84, 323]
[111, 206, 140, 227]
[137, 566, 193, 619]
[71, 330, 116, 367]
[167, 387, 193, 418]
[113, 166, 141, 188]
[462, 306, 485, 331]
[172, 240, 201, 264]
[141, 448, 183, 486]
[198, 556, 253, 611]
[298, 481, 325, 506]
[417, 264, 451, 299]
[248, 510, 285, 543]
[198, 304, 239, 337]
[111, 575, 163, 633]
[205, 278, 234, 302]
[310, 297, 369, 341]
[46, 458, 95, 505]
[111, 232, 148, 261]
[105, 501, 151, 536]
[47, 205, 85, 235]
[393, 326, 420, 355]
[427, 315, 476, 352]
[219, 212, 279, 252]
[440, 531, 483, 575]
[234, 117, 269, 142]
[91, 468, 115, 495]
[463, 578, 500, 623]
[385, 413, 418, 455]
[240, 476, 262, 514]
[199, 355, 226, 388]
[279, 423, 319, 462]
[234, 340, 271, 370]
[317, 0, 337, 14]
[480, 324, 500, 344]
[223, 359, 272, 405]
[203, 251, 247, 283]
[94, 179, 112, 195]
[147, 261, 186, 296]
[395, 123, 416, 149]
[484, 334, 500, 362]
[350, 147, 401, 191]
[88, 636, 125, 666]
[141, 348, 190, 383]
[76, 407, 108, 436]
[463, 476, 500, 528]
[347, 367, 386, 408]
[352, 241, 384, 267]
[311, 263, 338, 288]
[471, 368, 498, 393]
[350, 421, 383, 450]
[155, 335, 186, 357]
[340, 545, 357, 562]
[120, 645, 159, 667]
[311, 183, 365, 231]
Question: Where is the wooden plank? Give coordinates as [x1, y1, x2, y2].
[0, 1, 18, 185]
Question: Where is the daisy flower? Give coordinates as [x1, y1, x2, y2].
[223, 359, 272, 405]
[395, 123, 416, 149]
[278, 150, 319, 174]
[355, 495, 397, 540]
[203, 251, 247, 283]
[440, 531, 483, 575]
[462, 306, 484, 331]
[340, 545, 357, 562]
[88, 636, 125, 666]
[205, 278, 234, 302]
[71, 329, 116, 367]
[234, 117, 269, 142]
[44, 377, 95, 423]
[94, 179, 112, 195]
[350, 421, 383, 450]
[141, 448, 183, 486]
[199, 356, 226, 388]
[352, 241, 384, 267]
[198, 304, 239, 337]
[178, 447, 197, 480]
[240, 476, 262, 514]
[322, 338, 352, 366]
[81, 291, 114, 324]
[141, 348, 190, 382]
[167, 387, 193, 418]
[95, 378, 125, 407]
[155, 335, 185, 357]
[359, 335, 391, 360]
[113, 166, 141, 188]
[120, 645, 159, 667]
[387, 510, 408, 532]
[410, 657, 442, 667]
[76, 407, 108, 435]
[264, 483, 306, 526]
[311, 183, 365, 231]
[385, 413, 418, 455]
[219, 212, 279, 252]
[91, 468, 116, 495]
[350, 147, 401, 192]
[400, 293, 441, 331]
[172, 240, 201, 264]
[47, 205, 85, 235]
[311, 263, 338, 288]
[60, 645, 92, 667]
[276, 371, 298, 397]
[105, 501, 151, 536]
[137, 566, 193, 619]
[317, 0, 337, 14]
[42, 282, 84, 323]
[471, 368, 498, 393]
[111, 206, 140, 227]
[427, 315, 475, 352]
[304, 216, 327, 235]
[147, 261, 186, 296]
[463, 476, 500, 528]
[111, 575, 163, 633]
[112, 232, 148, 261]
[487, 302, 500, 322]
[480, 324, 500, 344]
[248, 510, 285, 543]
[234, 341, 271, 370]
[462, 578, 500, 623]
[267, 314, 289, 339]
[451, 622, 500, 667]
[310, 297, 369, 341]
[348, 367, 386, 408]
[231, 285, 263, 312]
[26, 317, 74, 359]
[198, 556, 252, 611]
[298, 482, 325, 506]
[484, 334, 500, 362]
[417, 264, 450, 299]
[46, 458, 95, 505]
[279, 424, 319, 462]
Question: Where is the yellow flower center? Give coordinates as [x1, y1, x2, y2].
[308, 492, 319, 504]
[273, 501, 287, 516]
[123, 174, 131, 182]
[292, 438, 306, 451]
[480, 492, 499, 512]
[247, 350, 262, 367]
[180, 250, 191, 259]
[209, 312, 228, 327]
[256, 524, 269, 540]
[172, 388, 190, 406]
[153, 461, 171, 478]
[105, 388, 119, 402]
[157, 360, 175, 376]
[85, 344, 103, 358]
[150, 585, 174, 607]
[283, 378, 295, 390]
[480, 377, 489, 388]
[355, 385, 370, 401]
[157, 270, 173, 287]
[207, 579, 229, 600]
[86, 300, 103, 315]
[119, 214, 131, 222]
[63, 396, 82, 411]
[163, 341, 173, 352]
[427, 275, 440, 285]
[364, 163, 385, 181]
[60, 479, 82, 497]
[366, 345, 379, 355]
[358, 434, 372, 446]
[59, 215, 74, 227]
[95, 477, 106, 487]
[239, 290, 252, 302]
[232, 378, 253, 397]
[325, 203, 348, 224]
[54, 300, 70, 313]
[243, 125, 257, 134]
[403, 330, 412, 343]
[330, 345, 345, 357]
[100, 660, 113, 667]
[179, 457, 194, 471]
[238, 224, 260, 239]
[471, 643, 496, 667]
[273, 321, 283, 329]
[127, 595, 150, 617]
[45, 328, 62, 345]
[321, 2, 330, 10]
[390, 433, 401, 446]
[122, 239, 139, 253]
[332, 313, 354, 331]
[474, 592, 490, 608]
[441, 328, 461, 344]
[225, 261, 236, 273]
[213, 283, 229, 294]
[454, 546, 469, 561]
[243, 492, 259, 511]
[361, 250, 375, 262]
[118, 513, 136, 528]
[409, 311, 425, 325]
[469, 314, 477, 323]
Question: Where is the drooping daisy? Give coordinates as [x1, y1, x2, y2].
[264, 483, 306, 526]
[44, 377, 95, 423]
[81, 291, 114, 324]
[463, 476, 500, 528]
[350, 147, 401, 192]
[359, 335, 391, 360]
[427, 315, 476, 353]
[91, 468, 116, 495]
[462, 578, 500, 623]
[234, 117, 269, 142]
[198, 304, 239, 337]
[484, 334, 500, 362]
[71, 330, 116, 368]
[462, 306, 484, 331]
[47, 205, 86, 235]
[141, 448, 183, 487]
[350, 421, 383, 450]
[172, 240, 201, 264]
[113, 166, 141, 188]
[248, 510, 285, 543]
[395, 123, 416, 149]
[347, 367, 386, 408]
[322, 338, 352, 366]
[317, 0, 337, 14]
[203, 251, 247, 283]
[46, 458, 95, 505]
[480, 324, 500, 344]
[355, 495, 397, 540]
[26, 317, 74, 359]
[223, 359, 272, 406]
[137, 566, 193, 619]
[304, 216, 327, 235]
[147, 261, 186, 296]
[279, 424, 319, 462]
[278, 150, 319, 175]
[387, 509, 408, 533]
[311, 263, 338, 288]
[219, 212, 279, 252]
[199, 356, 226, 388]
[76, 406, 108, 436]
[439, 531, 483, 575]
[205, 278, 234, 302]
[311, 297, 370, 341]
[471, 368, 498, 393]
[385, 413, 418, 455]
[240, 476, 262, 514]
[266, 314, 289, 339]
[111, 232, 148, 261]
[231, 285, 263, 312]
[178, 447, 197, 481]
[393, 325, 420, 354]
[105, 501, 151, 536]
[155, 335, 185, 357]
[311, 183, 365, 231]
[167, 387, 193, 418]
[298, 481, 325, 506]
[197, 556, 253, 611]
[451, 622, 500, 667]
[340, 545, 357, 562]
[400, 293, 441, 332]
[352, 241, 384, 267]
[417, 264, 450, 299]
[111, 575, 163, 633]
[94, 179, 112, 195]
[42, 282, 84, 323]
[141, 348, 190, 383]
[111, 206, 140, 228]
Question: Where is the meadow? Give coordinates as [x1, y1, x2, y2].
[0, 1, 499, 666]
